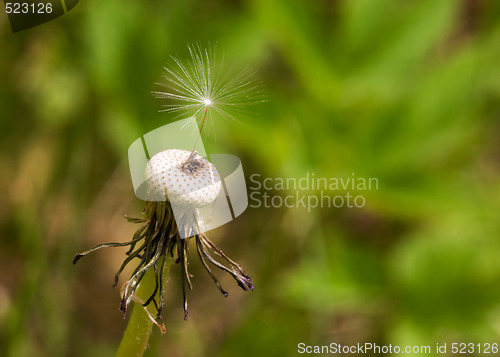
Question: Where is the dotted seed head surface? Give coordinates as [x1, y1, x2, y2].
[145, 149, 222, 207]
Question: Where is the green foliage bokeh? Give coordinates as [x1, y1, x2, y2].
[1, 0, 500, 356]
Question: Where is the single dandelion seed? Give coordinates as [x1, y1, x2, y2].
[153, 43, 264, 153]
[74, 44, 258, 325]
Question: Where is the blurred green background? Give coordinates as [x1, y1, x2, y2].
[1, 0, 500, 356]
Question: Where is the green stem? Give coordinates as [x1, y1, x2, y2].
[116, 256, 173, 357]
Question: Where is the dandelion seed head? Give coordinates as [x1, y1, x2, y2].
[145, 149, 221, 207]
